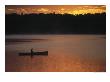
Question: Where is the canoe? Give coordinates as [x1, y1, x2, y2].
[19, 51, 48, 56]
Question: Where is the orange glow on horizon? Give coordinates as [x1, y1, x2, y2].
[5, 5, 106, 15]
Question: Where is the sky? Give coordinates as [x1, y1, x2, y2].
[5, 5, 106, 15]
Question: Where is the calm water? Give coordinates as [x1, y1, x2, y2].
[5, 35, 106, 72]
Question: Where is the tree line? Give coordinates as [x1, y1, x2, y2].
[5, 13, 106, 34]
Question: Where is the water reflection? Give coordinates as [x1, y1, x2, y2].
[5, 35, 106, 72]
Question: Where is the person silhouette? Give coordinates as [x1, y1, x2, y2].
[31, 48, 34, 58]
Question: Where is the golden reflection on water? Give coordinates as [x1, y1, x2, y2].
[5, 49, 105, 72]
[5, 35, 106, 72]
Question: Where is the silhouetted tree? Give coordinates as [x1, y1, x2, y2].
[5, 13, 106, 34]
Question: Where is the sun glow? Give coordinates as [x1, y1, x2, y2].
[5, 5, 106, 15]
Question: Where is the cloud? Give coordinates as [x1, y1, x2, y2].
[5, 5, 106, 15]
[37, 8, 49, 12]
[7, 9, 15, 11]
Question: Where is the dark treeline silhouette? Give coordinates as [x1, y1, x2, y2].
[5, 13, 106, 34]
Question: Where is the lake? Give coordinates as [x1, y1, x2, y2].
[5, 35, 106, 72]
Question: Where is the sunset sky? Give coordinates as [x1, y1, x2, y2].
[5, 5, 106, 15]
